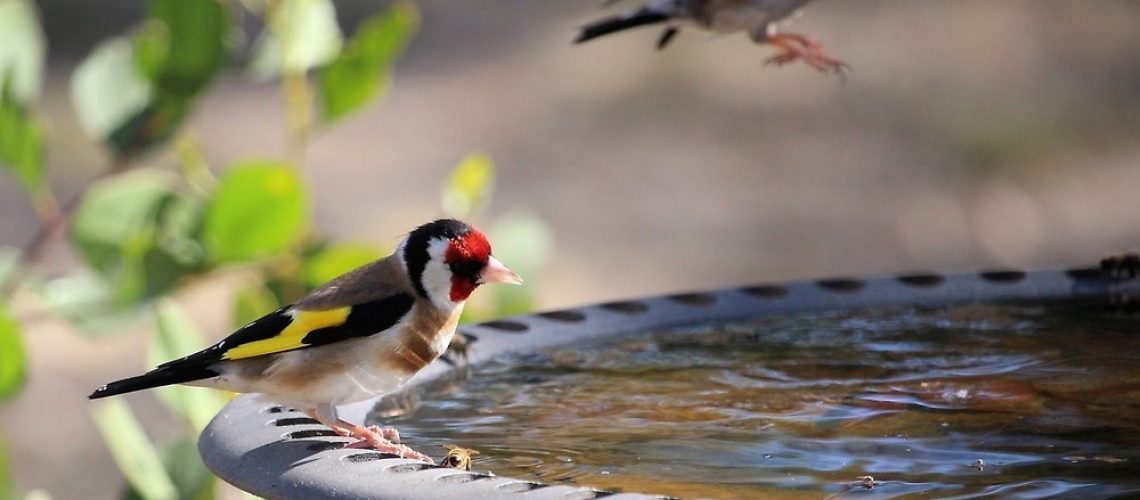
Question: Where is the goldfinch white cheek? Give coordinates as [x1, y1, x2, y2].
[421, 238, 461, 310]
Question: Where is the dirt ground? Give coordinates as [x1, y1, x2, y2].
[3, 1, 1140, 498]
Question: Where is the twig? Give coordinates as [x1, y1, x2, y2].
[0, 156, 132, 302]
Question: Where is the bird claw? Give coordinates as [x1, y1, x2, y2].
[337, 424, 432, 463]
[344, 438, 435, 463]
[764, 33, 851, 79]
[364, 425, 401, 443]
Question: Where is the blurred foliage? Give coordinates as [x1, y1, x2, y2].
[91, 400, 178, 500]
[0, 308, 25, 402]
[72, 0, 228, 158]
[202, 160, 309, 262]
[0, 91, 45, 196]
[0, 0, 46, 202]
[303, 243, 385, 288]
[149, 301, 228, 431]
[71, 169, 204, 305]
[248, 0, 343, 79]
[318, 2, 419, 122]
[0, 0, 549, 498]
[0, 0, 45, 103]
[442, 152, 495, 217]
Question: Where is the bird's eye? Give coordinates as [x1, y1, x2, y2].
[446, 457, 460, 466]
[449, 260, 481, 278]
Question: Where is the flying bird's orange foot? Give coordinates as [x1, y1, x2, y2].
[764, 32, 850, 77]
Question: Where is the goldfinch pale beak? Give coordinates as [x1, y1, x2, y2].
[480, 256, 522, 285]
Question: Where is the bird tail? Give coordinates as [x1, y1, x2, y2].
[88, 365, 219, 399]
[575, 9, 671, 44]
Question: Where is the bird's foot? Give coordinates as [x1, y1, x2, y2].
[337, 424, 433, 463]
[764, 33, 850, 78]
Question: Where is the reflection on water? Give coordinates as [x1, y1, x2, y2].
[371, 302, 1140, 499]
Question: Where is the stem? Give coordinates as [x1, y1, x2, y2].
[282, 68, 311, 167]
[30, 188, 62, 229]
[0, 156, 132, 302]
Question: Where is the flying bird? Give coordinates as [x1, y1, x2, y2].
[575, 0, 848, 76]
[89, 219, 521, 462]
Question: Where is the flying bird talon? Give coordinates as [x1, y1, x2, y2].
[765, 32, 850, 77]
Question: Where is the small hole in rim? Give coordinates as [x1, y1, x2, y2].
[980, 270, 1027, 283]
[497, 482, 547, 493]
[273, 417, 319, 426]
[563, 491, 617, 499]
[480, 320, 529, 332]
[817, 278, 865, 292]
[436, 473, 483, 484]
[386, 463, 433, 473]
[741, 285, 788, 299]
[667, 293, 717, 306]
[599, 301, 648, 314]
[344, 452, 400, 463]
[897, 274, 944, 287]
[265, 406, 285, 413]
[287, 429, 338, 439]
[538, 310, 587, 322]
[305, 441, 344, 452]
[1065, 267, 1103, 280]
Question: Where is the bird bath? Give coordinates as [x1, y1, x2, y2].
[199, 265, 1140, 499]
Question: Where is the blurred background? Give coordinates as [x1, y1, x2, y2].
[2, 1, 1139, 499]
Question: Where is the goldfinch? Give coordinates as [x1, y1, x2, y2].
[89, 219, 521, 462]
[575, 0, 849, 76]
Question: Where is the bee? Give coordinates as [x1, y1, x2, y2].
[441, 444, 480, 471]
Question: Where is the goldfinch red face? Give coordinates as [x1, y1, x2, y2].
[402, 219, 521, 309]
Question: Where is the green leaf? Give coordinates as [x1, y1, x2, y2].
[72, 0, 228, 157]
[303, 243, 384, 288]
[71, 37, 154, 147]
[232, 282, 279, 329]
[121, 438, 214, 500]
[91, 400, 178, 500]
[72, 169, 174, 273]
[248, 0, 343, 79]
[0, 91, 43, 194]
[0, 307, 25, 402]
[442, 152, 494, 217]
[317, 2, 418, 122]
[40, 272, 147, 337]
[0, 0, 46, 104]
[0, 248, 18, 289]
[140, 0, 229, 97]
[70, 169, 204, 304]
[149, 301, 227, 432]
[202, 160, 309, 262]
[0, 0, 46, 194]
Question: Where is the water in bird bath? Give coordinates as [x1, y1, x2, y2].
[371, 301, 1140, 499]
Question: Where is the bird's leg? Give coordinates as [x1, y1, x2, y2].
[763, 32, 850, 76]
[304, 406, 434, 463]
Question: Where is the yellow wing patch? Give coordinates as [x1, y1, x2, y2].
[222, 307, 352, 360]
